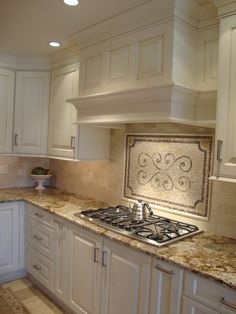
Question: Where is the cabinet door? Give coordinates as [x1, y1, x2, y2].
[0, 202, 21, 277]
[0, 68, 15, 153]
[101, 238, 151, 314]
[48, 63, 79, 159]
[13, 71, 50, 155]
[149, 259, 183, 314]
[215, 15, 236, 178]
[53, 218, 67, 303]
[181, 296, 220, 314]
[67, 224, 102, 314]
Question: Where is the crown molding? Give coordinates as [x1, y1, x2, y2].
[48, 44, 80, 70]
[212, 0, 236, 17]
[0, 54, 50, 71]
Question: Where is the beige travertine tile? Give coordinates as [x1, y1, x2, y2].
[49, 123, 236, 239]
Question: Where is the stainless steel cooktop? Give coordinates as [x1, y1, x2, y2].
[75, 205, 202, 247]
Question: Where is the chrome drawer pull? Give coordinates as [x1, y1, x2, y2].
[217, 139, 223, 161]
[33, 264, 41, 271]
[155, 264, 175, 276]
[94, 247, 99, 263]
[34, 212, 43, 218]
[102, 250, 107, 267]
[220, 297, 236, 310]
[33, 234, 42, 241]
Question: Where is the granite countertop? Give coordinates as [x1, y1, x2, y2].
[0, 187, 235, 291]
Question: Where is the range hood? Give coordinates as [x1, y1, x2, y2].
[67, 0, 218, 128]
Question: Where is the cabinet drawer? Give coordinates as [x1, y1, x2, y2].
[184, 272, 236, 314]
[27, 203, 53, 227]
[181, 296, 220, 314]
[27, 217, 53, 260]
[27, 246, 53, 291]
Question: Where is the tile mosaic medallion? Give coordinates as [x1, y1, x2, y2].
[124, 134, 213, 217]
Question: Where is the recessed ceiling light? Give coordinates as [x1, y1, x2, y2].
[49, 41, 61, 48]
[63, 0, 79, 6]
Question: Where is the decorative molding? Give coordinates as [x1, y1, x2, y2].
[212, 0, 236, 18]
[68, 84, 216, 127]
[0, 54, 50, 71]
[70, 0, 217, 50]
[124, 134, 213, 217]
[48, 44, 80, 70]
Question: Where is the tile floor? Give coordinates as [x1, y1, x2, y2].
[1, 278, 65, 314]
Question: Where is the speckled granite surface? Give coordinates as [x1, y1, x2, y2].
[0, 187, 235, 291]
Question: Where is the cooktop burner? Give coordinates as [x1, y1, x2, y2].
[75, 205, 202, 247]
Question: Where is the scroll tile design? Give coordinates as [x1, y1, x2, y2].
[124, 135, 213, 217]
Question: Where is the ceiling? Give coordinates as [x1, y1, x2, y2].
[0, 0, 212, 58]
[0, 0, 149, 57]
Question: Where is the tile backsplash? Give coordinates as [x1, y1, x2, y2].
[124, 134, 213, 217]
[0, 156, 49, 189]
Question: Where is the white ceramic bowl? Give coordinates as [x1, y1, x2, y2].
[29, 174, 52, 190]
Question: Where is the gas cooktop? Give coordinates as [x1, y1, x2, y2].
[75, 205, 202, 247]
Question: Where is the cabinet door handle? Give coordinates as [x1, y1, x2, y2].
[33, 264, 41, 271]
[34, 212, 43, 218]
[94, 247, 99, 263]
[217, 139, 223, 161]
[154, 264, 175, 276]
[53, 219, 64, 226]
[33, 234, 42, 241]
[71, 136, 76, 149]
[14, 134, 18, 146]
[102, 250, 107, 267]
[220, 297, 236, 310]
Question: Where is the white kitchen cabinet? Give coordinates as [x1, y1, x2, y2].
[48, 63, 79, 159]
[53, 217, 67, 304]
[67, 223, 102, 314]
[0, 68, 15, 153]
[0, 202, 25, 283]
[101, 238, 151, 314]
[149, 259, 183, 314]
[214, 15, 236, 179]
[181, 296, 220, 314]
[183, 272, 236, 314]
[13, 71, 50, 155]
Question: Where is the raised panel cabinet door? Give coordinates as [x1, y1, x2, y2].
[0, 202, 20, 277]
[101, 238, 151, 314]
[149, 259, 183, 314]
[67, 224, 102, 314]
[181, 296, 220, 314]
[215, 15, 236, 178]
[53, 218, 67, 303]
[13, 71, 50, 155]
[0, 68, 15, 153]
[48, 63, 79, 159]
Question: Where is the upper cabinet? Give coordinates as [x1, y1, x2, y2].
[212, 2, 236, 180]
[48, 63, 79, 159]
[13, 71, 50, 155]
[0, 68, 15, 153]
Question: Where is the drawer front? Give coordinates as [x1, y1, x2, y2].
[27, 246, 53, 291]
[28, 217, 53, 260]
[27, 203, 53, 227]
[184, 272, 236, 314]
[181, 296, 220, 314]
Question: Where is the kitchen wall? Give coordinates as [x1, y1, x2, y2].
[0, 156, 49, 189]
[50, 123, 236, 239]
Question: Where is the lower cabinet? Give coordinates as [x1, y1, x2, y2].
[149, 258, 183, 314]
[181, 296, 220, 314]
[67, 223, 102, 314]
[101, 238, 151, 314]
[0, 202, 25, 283]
